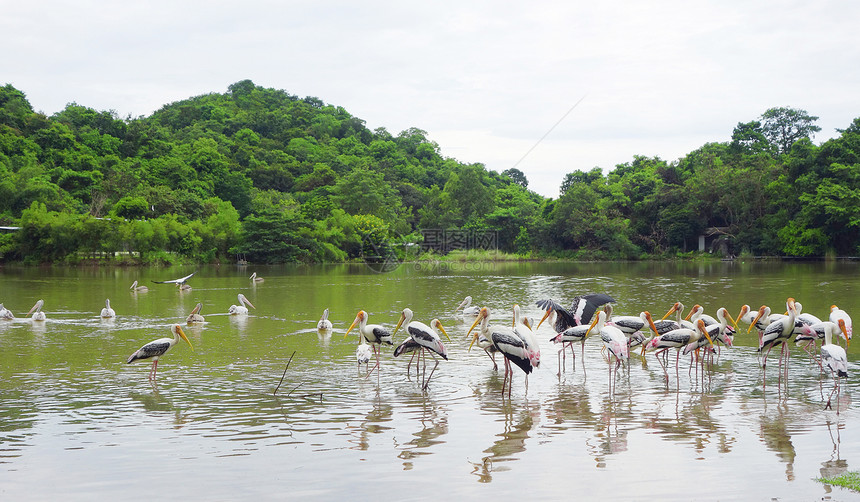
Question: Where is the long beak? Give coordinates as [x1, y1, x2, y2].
[661, 304, 678, 321]
[467, 314, 483, 336]
[537, 309, 552, 329]
[699, 320, 714, 347]
[436, 322, 451, 341]
[725, 311, 738, 331]
[684, 305, 698, 321]
[392, 313, 406, 337]
[748, 307, 765, 334]
[839, 319, 850, 347]
[344, 316, 359, 339]
[586, 312, 601, 336]
[736, 305, 749, 324]
[468, 331, 479, 351]
[177, 326, 194, 351]
[644, 312, 660, 334]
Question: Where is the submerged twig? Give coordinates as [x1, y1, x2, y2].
[273, 351, 296, 395]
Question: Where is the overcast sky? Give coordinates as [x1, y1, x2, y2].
[4, 0, 860, 198]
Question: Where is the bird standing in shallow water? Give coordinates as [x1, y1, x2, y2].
[818, 321, 849, 412]
[345, 310, 393, 379]
[127, 324, 194, 381]
[393, 308, 450, 390]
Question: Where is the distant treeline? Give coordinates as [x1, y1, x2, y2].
[1, 80, 858, 264]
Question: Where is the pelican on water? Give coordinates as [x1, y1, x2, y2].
[455, 296, 481, 317]
[126, 324, 194, 380]
[129, 280, 149, 292]
[28, 299, 46, 321]
[249, 272, 264, 283]
[0, 303, 15, 320]
[317, 308, 333, 332]
[187, 303, 205, 324]
[100, 299, 116, 318]
[393, 308, 450, 389]
[228, 294, 256, 315]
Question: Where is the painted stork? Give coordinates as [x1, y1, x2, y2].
[599, 313, 628, 395]
[100, 299, 116, 318]
[536, 293, 615, 330]
[466, 307, 499, 371]
[345, 310, 393, 377]
[829, 305, 852, 347]
[469, 309, 534, 398]
[228, 293, 256, 315]
[1, 303, 15, 320]
[644, 315, 713, 383]
[127, 324, 194, 381]
[755, 297, 799, 387]
[548, 307, 606, 375]
[186, 303, 205, 324]
[129, 280, 149, 292]
[455, 296, 481, 317]
[819, 321, 849, 412]
[393, 308, 450, 390]
[685, 304, 718, 326]
[27, 299, 46, 321]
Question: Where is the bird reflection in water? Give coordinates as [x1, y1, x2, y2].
[229, 312, 249, 336]
[819, 420, 848, 494]
[759, 406, 797, 481]
[395, 396, 448, 470]
[470, 401, 538, 482]
[347, 399, 394, 452]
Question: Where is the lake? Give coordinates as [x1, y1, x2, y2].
[0, 261, 858, 500]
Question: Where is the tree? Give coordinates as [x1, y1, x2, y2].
[760, 107, 821, 155]
[501, 167, 528, 188]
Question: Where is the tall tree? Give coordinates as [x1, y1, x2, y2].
[760, 107, 821, 155]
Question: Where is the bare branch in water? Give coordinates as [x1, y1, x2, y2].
[273, 351, 296, 395]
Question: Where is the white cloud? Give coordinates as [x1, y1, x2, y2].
[4, 0, 860, 197]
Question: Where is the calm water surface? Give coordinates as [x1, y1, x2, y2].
[1, 261, 859, 500]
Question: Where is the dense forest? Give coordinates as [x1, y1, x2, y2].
[1, 80, 858, 264]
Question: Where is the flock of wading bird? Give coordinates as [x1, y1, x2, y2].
[2, 272, 850, 410]
[341, 293, 852, 411]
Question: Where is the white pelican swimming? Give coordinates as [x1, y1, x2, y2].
[126, 324, 194, 380]
[129, 280, 148, 292]
[100, 299, 116, 318]
[186, 303, 204, 324]
[317, 308, 333, 332]
[455, 296, 481, 317]
[249, 272, 264, 283]
[393, 308, 450, 389]
[0, 303, 14, 320]
[28, 299, 46, 321]
[228, 293, 256, 315]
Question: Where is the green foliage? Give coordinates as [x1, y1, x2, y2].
[1, 81, 859, 263]
[817, 471, 860, 492]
